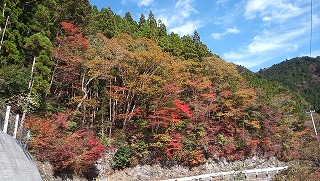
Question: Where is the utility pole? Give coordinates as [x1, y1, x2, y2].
[306, 110, 317, 135]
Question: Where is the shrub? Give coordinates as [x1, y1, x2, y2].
[217, 134, 228, 146]
[273, 163, 320, 181]
[112, 146, 134, 169]
[26, 113, 105, 174]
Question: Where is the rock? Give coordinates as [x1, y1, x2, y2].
[37, 156, 289, 180]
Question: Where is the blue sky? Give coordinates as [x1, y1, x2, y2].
[89, 0, 320, 72]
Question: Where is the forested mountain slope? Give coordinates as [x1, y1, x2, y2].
[0, 1, 319, 180]
[257, 56, 320, 111]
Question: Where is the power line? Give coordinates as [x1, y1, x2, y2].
[310, 0, 313, 57]
[306, 110, 317, 135]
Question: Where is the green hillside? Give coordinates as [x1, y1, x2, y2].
[257, 56, 320, 111]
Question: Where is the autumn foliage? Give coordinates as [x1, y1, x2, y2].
[26, 112, 105, 174]
[0, 2, 317, 179]
[21, 21, 311, 175]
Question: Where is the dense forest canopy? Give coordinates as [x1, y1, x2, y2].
[0, 0, 319, 179]
[257, 56, 320, 112]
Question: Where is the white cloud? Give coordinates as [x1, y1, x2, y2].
[175, 0, 197, 18]
[211, 33, 222, 39]
[286, 44, 299, 52]
[138, 0, 154, 6]
[211, 27, 240, 39]
[235, 58, 268, 69]
[223, 22, 310, 70]
[227, 27, 240, 34]
[248, 42, 279, 53]
[121, 0, 154, 7]
[223, 47, 289, 70]
[262, 16, 272, 21]
[213, 1, 244, 26]
[311, 50, 320, 58]
[224, 51, 248, 60]
[213, 13, 236, 25]
[244, 0, 304, 22]
[245, 0, 279, 15]
[313, 14, 320, 25]
[223, 51, 268, 68]
[220, 0, 320, 70]
[216, 0, 229, 5]
[156, 0, 202, 36]
[299, 50, 320, 58]
[155, 0, 196, 26]
[169, 21, 202, 35]
[247, 28, 306, 53]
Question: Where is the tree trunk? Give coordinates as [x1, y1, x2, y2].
[47, 44, 61, 97]
[109, 78, 112, 140]
[75, 77, 93, 112]
[0, 15, 9, 52]
[2, 2, 6, 17]
[123, 93, 135, 130]
[19, 56, 36, 133]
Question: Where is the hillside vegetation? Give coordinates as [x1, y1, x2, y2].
[257, 56, 320, 111]
[0, 1, 319, 180]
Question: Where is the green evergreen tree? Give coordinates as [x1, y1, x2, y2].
[167, 32, 183, 57]
[120, 12, 139, 37]
[158, 20, 167, 37]
[257, 56, 320, 111]
[90, 7, 118, 38]
[56, 0, 92, 29]
[181, 35, 198, 60]
[138, 13, 146, 28]
[147, 10, 157, 40]
[0, 64, 29, 97]
[0, 0, 23, 65]
[192, 30, 212, 60]
[138, 13, 148, 37]
[24, 32, 53, 98]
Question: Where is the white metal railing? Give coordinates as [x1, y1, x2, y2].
[3, 105, 21, 138]
[1, 105, 30, 147]
[161, 166, 288, 181]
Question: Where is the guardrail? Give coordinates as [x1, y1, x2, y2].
[162, 166, 288, 181]
[0, 105, 30, 148]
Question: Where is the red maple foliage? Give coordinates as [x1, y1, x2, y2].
[53, 22, 90, 103]
[165, 133, 183, 157]
[174, 100, 192, 118]
[58, 22, 89, 62]
[51, 129, 105, 173]
[26, 113, 105, 174]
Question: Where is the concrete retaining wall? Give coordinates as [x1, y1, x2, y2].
[0, 131, 42, 181]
